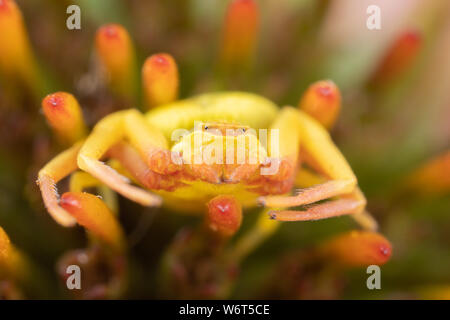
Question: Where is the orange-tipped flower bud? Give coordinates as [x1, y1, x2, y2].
[142, 53, 179, 109]
[42, 92, 87, 144]
[0, 226, 13, 266]
[405, 150, 450, 195]
[299, 80, 341, 129]
[95, 24, 137, 101]
[419, 286, 450, 300]
[0, 226, 27, 280]
[0, 0, 39, 92]
[320, 231, 392, 267]
[60, 192, 125, 252]
[372, 30, 422, 84]
[220, 0, 260, 68]
[206, 195, 242, 237]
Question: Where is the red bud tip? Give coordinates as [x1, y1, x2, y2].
[299, 80, 341, 129]
[96, 24, 131, 52]
[0, 0, 10, 11]
[102, 24, 120, 38]
[206, 195, 243, 237]
[372, 30, 422, 84]
[42, 92, 86, 143]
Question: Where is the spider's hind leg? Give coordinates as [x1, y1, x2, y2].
[268, 188, 366, 223]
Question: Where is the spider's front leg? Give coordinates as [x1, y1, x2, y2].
[38, 109, 174, 226]
[37, 141, 83, 226]
[37, 143, 124, 248]
[258, 107, 373, 229]
[37, 141, 120, 222]
[76, 109, 176, 206]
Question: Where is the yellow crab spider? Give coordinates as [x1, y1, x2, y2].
[37, 92, 376, 243]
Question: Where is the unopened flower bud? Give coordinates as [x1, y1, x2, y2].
[371, 30, 422, 84]
[0, 0, 40, 93]
[60, 192, 125, 252]
[42, 92, 87, 144]
[95, 24, 137, 101]
[142, 53, 179, 109]
[220, 0, 260, 68]
[206, 195, 242, 237]
[320, 231, 392, 267]
[299, 80, 341, 129]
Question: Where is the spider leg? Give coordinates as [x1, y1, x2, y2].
[258, 107, 373, 227]
[107, 142, 185, 191]
[292, 168, 377, 230]
[268, 188, 366, 222]
[77, 110, 166, 206]
[37, 140, 121, 226]
[37, 142, 83, 226]
[38, 144, 124, 247]
[259, 108, 358, 207]
[294, 167, 326, 188]
[269, 190, 376, 230]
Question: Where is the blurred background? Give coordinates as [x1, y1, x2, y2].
[0, 0, 449, 299]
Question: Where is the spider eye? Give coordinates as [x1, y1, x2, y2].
[204, 125, 209, 130]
